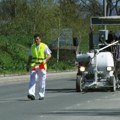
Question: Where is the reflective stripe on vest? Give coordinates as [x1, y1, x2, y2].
[31, 42, 47, 68]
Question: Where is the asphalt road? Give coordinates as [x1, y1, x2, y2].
[0, 71, 120, 120]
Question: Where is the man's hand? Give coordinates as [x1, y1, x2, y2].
[43, 54, 51, 64]
[43, 59, 46, 64]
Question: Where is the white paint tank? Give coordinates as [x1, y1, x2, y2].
[96, 52, 114, 69]
[88, 52, 114, 71]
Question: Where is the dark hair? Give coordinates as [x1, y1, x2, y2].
[34, 34, 41, 38]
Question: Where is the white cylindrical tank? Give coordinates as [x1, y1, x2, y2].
[88, 52, 114, 72]
[97, 52, 114, 71]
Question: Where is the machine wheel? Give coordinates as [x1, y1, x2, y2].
[110, 76, 116, 92]
[76, 75, 84, 92]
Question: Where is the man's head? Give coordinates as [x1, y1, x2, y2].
[34, 34, 41, 45]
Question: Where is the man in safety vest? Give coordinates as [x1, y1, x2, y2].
[27, 34, 51, 100]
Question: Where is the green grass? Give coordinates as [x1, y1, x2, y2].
[0, 35, 29, 74]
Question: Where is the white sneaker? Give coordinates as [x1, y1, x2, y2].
[39, 92, 44, 100]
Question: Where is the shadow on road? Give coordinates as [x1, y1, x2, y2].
[46, 88, 75, 93]
[46, 87, 120, 93]
[42, 108, 120, 116]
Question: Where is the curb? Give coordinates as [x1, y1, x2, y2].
[0, 71, 77, 85]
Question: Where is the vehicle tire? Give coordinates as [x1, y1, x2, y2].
[76, 75, 83, 92]
[110, 76, 116, 92]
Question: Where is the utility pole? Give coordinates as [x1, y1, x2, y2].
[57, 36, 60, 63]
[57, 10, 61, 63]
[103, 0, 107, 29]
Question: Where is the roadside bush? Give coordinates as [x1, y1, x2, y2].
[47, 58, 75, 72]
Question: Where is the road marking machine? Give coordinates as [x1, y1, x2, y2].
[76, 16, 120, 92]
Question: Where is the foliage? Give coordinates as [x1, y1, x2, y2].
[0, 0, 110, 75]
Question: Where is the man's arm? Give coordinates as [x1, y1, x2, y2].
[43, 54, 51, 64]
[43, 45, 52, 64]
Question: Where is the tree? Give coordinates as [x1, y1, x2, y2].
[106, 0, 120, 16]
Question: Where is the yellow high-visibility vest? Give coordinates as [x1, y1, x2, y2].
[31, 42, 47, 69]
